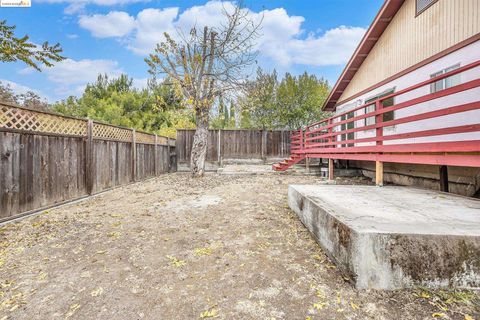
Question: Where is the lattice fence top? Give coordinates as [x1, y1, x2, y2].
[136, 131, 156, 145]
[157, 136, 169, 146]
[0, 103, 173, 144]
[0, 103, 87, 136]
[93, 122, 132, 142]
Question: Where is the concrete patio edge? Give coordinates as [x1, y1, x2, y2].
[288, 184, 480, 290]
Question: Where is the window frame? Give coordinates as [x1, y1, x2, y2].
[430, 63, 461, 94]
[415, 0, 439, 17]
[340, 111, 355, 147]
[364, 87, 396, 127]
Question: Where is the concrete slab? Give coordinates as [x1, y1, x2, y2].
[288, 185, 480, 289]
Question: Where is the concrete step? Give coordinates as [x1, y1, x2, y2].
[288, 184, 480, 290]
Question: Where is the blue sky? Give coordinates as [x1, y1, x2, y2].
[0, 0, 383, 102]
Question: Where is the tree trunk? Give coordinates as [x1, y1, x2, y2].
[190, 108, 209, 177]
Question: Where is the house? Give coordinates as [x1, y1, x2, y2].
[275, 0, 480, 197]
[281, 0, 480, 290]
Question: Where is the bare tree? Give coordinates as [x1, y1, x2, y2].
[145, 2, 261, 177]
[0, 81, 49, 111]
[17, 91, 50, 111]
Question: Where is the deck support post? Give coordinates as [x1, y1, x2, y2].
[306, 156, 310, 173]
[328, 159, 334, 181]
[375, 161, 384, 186]
[439, 165, 449, 192]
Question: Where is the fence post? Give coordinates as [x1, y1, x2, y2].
[167, 137, 171, 172]
[154, 134, 158, 176]
[131, 129, 136, 182]
[169, 137, 177, 173]
[86, 119, 94, 195]
[217, 129, 222, 166]
[261, 130, 267, 163]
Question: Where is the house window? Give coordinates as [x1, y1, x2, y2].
[340, 111, 355, 147]
[364, 88, 395, 126]
[416, 0, 438, 15]
[430, 64, 461, 93]
[364, 104, 375, 126]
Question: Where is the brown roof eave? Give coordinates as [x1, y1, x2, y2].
[322, 0, 405, 111]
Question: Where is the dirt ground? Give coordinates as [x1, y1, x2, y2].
[0, 173, 478, 320]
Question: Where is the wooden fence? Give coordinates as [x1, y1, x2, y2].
[176, 129, 292, 164]
[0, 102, 176, 222]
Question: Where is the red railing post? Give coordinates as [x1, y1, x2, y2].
[300, 128, 304, 151]
[375, 99, 384, 186]
[328, 115, 335, 180]
[304, 127, 310, 171]
[304, 127, 308, 150]
[328, 118, 334, 148]
[375, 100, 383, 145]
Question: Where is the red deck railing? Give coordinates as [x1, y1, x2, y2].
[292, 59, 480, 167]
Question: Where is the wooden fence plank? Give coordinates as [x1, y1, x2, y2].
[0, 132, 175, 222]
[0, 104, 175, 222]
[176, 129, 291, 164]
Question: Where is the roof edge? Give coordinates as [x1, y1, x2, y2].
[322, 0, 405, 111]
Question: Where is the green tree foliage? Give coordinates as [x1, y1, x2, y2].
[52, 74, 194, 138]
[277, 72, 331, 129]
[241, 68, 279, 129]
[0, 20, 65, 71]
[210, 95, 236, 129]
[231, 68, 331, 130]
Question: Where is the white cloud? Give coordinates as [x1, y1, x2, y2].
[78, 1, 366, 68]
[128, 8, 179, 55]
[0, 79, 51, 102]
[175, 1, 236, 31]
[273, 26, 367, 66]
[79, 11, 136, 38]
[45, 58, 124, 96]
[132, 77, 149, 90]
[254, 8, 305, 66]
[67, 33, 79, 39]
[15, 60, 147, 100]
[17, 67, 35, 75]
[1, 79, 40, 95]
